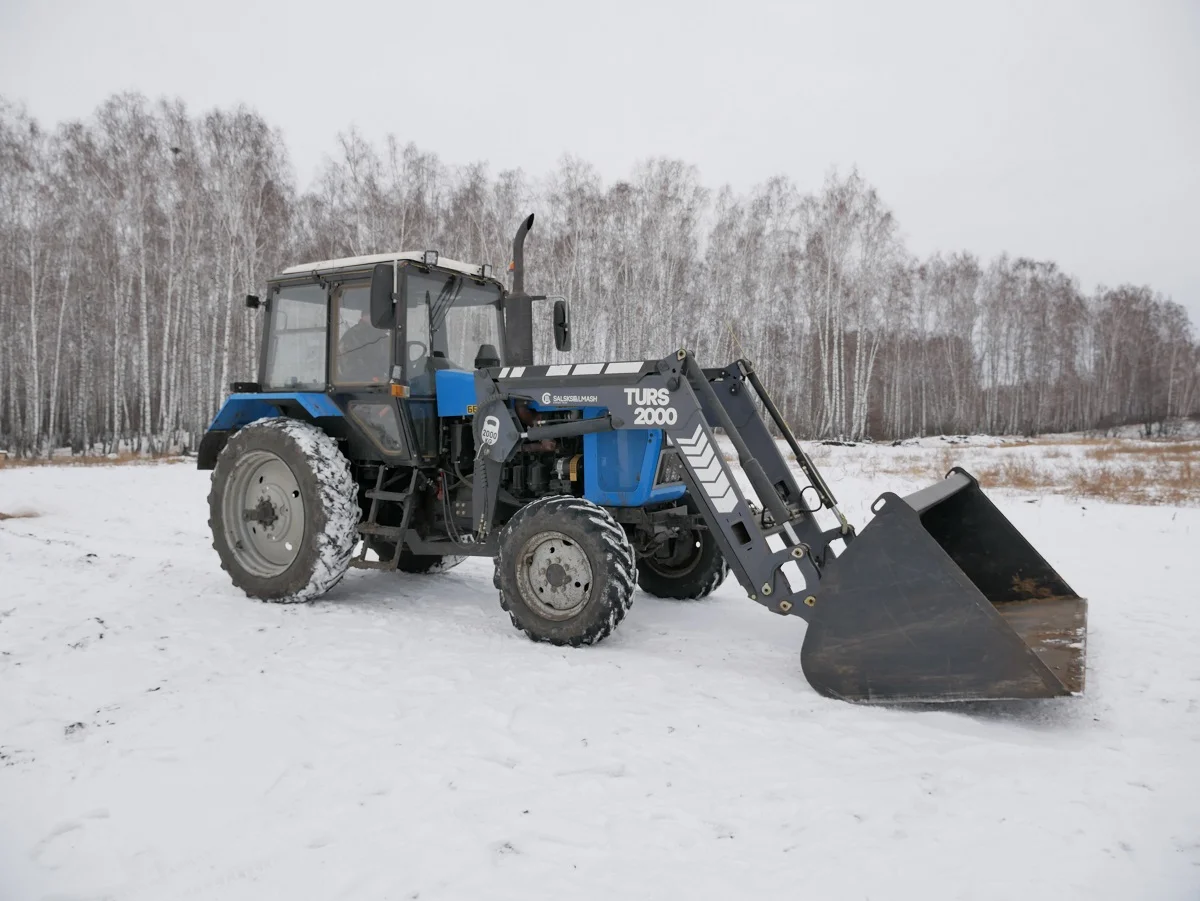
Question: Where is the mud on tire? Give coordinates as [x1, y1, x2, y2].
[495, 496, 636, 647]
[208, 417, 360, 603]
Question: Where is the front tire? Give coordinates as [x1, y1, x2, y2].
[208, 418, 359, 603]
[496, 496, 636, 646]
[637, 496, 729, 600]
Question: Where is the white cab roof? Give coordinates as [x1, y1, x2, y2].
[280, 251, 494, 279]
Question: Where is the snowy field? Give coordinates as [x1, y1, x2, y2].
[1, 439, 1199, 900]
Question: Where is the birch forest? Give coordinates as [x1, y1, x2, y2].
[2, 93, 1197, 456]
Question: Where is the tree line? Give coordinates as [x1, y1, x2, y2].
[1, 93, 1197, 456]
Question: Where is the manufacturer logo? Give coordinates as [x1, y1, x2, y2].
[540, 393, 599, 406]
[625, 387, 677, 425]
[481, 415, 500, 445]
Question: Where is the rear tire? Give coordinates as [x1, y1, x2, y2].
[496, 496, 636, 646]
[208, 418, 359, 603]
[637, 495, 729, 600]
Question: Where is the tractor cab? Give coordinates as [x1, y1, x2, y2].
[202, 250, 510, 469]
[268, 249, 506, 388]
[202, 216, 567, 474]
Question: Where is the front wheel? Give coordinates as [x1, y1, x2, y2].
[636, 496, 729, 600]
[495, 496, 636, 646]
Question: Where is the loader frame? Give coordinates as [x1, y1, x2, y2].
[468, 350, 849, 622]
[464, 350, 1086, 702]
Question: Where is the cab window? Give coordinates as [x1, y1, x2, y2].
[263, 283, 327, 390]
[405, 288, 434, 396]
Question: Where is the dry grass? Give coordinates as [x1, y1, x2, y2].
[829, 435, 1198, 507]
[1070, 442, 1200, 504]
[976, 439, 1041, 449]
[861, 448, 956, 481]
[1052, 436, 1116, 447]
[1084, 441, 1200, 463]
[0, 510, 39, 521]
[976, 435, 1171, 450]
[976, 458, 1048, 493]
[0, 452, 184, 470]
[1067, 460, 1198, 506]
[976, 450, 1199, 506]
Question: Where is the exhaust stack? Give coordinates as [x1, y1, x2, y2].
[505, 214, 536, 365]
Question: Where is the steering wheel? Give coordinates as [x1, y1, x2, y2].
[407, 341, 429, 363]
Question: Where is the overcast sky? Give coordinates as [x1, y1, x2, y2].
[2, 0, 1197, 322]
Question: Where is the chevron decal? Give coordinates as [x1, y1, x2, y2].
[674, 425, 738, 513]
[496, 361, 651, 378]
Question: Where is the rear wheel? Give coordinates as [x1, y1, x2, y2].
[208, 418, 359, 603]
[495, 496, 636, 646]
[637, 496, 729, 600]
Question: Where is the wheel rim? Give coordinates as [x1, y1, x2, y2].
[516, 530, 593, 621]
[222, 449, 306, 578]
[643, 532, 704, 578]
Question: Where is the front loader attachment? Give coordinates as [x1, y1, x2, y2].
[801, 468, 1087, 703]
[472, 351, 1086, 706]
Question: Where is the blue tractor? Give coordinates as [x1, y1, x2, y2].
[200, 215, 1088, 703]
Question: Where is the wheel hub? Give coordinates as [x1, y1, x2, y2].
[545, 562, 568, 588]
[246, 497, 279, 528]
[517, 531, 593, 620]
[222, 449, 306, 579]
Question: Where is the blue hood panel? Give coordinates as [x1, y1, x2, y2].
[435, 370, 478, 416]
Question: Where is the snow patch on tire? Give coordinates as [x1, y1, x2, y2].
[208, 417, 360, 604]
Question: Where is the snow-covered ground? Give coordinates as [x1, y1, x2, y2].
[2, 441, 1198, 900]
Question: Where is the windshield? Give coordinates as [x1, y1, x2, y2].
[404, 271, 503, 388]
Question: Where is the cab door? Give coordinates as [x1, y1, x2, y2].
[329, 278, 414, 460]
[400, 272, 441, 463]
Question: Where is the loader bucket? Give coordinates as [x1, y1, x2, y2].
[800, 468, 1086, 703]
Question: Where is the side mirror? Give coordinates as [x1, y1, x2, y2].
[370, 263, 396, 329]
[553, 299, 571, 352]
[244, 294, 261, 309]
